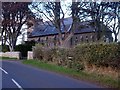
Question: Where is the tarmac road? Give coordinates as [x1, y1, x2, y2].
[0, 60, 102, 89]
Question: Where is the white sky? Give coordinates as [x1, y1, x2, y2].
[16, 25, 28, 45]
[118, 32, 120, 41]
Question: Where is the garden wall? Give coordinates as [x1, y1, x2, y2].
[27, 51, 33, 60]
[0, 52, 21, 59]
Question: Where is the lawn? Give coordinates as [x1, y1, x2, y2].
[23, 59, 119, 88]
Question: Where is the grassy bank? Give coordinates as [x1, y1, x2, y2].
[0, 57, 17, 60]
[23, 60, 119, 88]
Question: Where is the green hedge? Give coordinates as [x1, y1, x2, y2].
[74, 42, 120, 69]
[33, 44, 84, 71]
[33, 42, 120, 71]
[0, 45, 9, 52]
[15, 41, 35, 57]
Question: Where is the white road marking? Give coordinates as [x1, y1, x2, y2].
[0, 67, 8, 74]
[12, 79, 23, 90]
[0, 66, 23, 89]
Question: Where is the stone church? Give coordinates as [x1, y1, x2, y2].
[27, 17, 113, 48]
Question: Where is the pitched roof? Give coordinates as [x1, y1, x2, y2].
[28, 18, 112, 38]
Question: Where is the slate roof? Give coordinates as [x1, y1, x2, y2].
[28, 18, 112, 38]
[30, 25, 58, 37]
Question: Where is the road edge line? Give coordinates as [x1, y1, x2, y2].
[0, 67, 8, 74]
[11, 78, 23, 90]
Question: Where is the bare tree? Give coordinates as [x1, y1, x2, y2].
[75, 1, 119, 42]
[107, 2, 120, 42]
[30, 1, 81, 47]
[2, 2, 32, 51]
[30, 1, 119, 46]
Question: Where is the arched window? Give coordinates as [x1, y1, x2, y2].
[46, 37, 48, 41]
[41, 39, 44, 45]
[54, 35, 57, 46]
[45, 37, 48, 46]
[75, 37, 78, 45]
[70, 37, 73, 46]
[86, 36, 89, 43]
[38, 37, 41, 42]
[54, 35, 57, 41]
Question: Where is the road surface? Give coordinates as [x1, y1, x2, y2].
[0, 60, 102, 89]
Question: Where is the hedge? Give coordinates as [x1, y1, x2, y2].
[33, 44, 72, 66]
[15, 41, 35, 57]
[0, 45, 9, 52]
[33, 42, 120, 72]
[74, 42, 120, 69]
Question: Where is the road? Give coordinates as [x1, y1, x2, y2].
[0, 60, 102, 89]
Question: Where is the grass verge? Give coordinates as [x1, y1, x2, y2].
[0, 57, 17, 60]
[22, 59, 119, 88]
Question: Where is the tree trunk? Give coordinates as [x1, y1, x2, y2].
[8, 37, 17, 52]
[9, 45, 14, 52]
[9, 44, 16, 52]
[114, 33, 118, 42]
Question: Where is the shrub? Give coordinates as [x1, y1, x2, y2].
[33, 45, 84, 71]
[0, 45, 9, 52]
[75, 42, 120, 69]
[15, 41, 35, 57]
[33, 42, 120, 72]
[53, 48, 69, 66]
[33, 44, 44, 60]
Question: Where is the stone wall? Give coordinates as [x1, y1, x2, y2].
[0, 52, 21, 59]
[27, 51, 33, 60]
